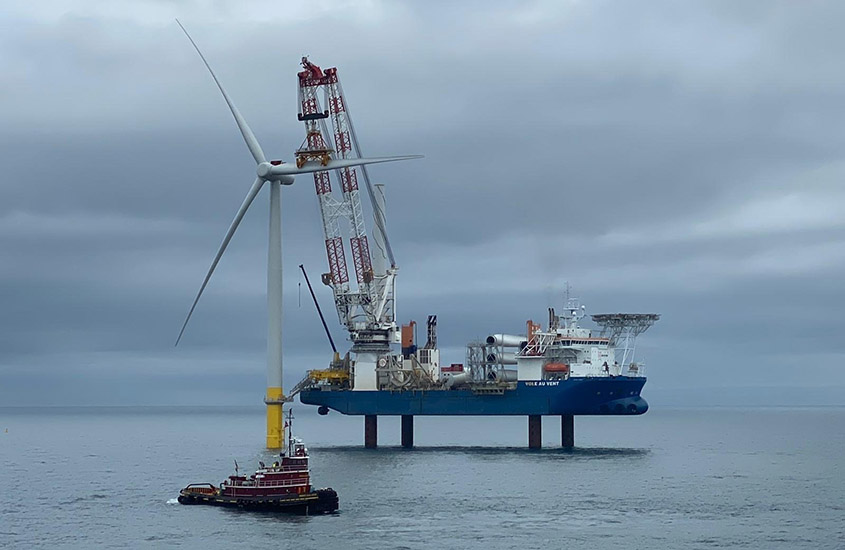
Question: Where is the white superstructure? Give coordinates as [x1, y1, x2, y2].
[461, 295, 659, 385]
[516, 296, 619, 380]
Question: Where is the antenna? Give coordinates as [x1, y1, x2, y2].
[286, 408, 295, 457]
[558, 284, 584, 329]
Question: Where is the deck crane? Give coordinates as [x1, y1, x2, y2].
[295, 57, 401, 391]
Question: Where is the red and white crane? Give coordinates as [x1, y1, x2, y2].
[295, 58, 402, 389]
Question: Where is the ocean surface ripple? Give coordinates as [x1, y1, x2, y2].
[2, 406, 843, 549]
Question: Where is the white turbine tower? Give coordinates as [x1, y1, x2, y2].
[174, 22, 420, 449]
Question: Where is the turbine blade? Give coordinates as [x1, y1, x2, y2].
[267, 155, 423, 177]
[176, 177, 266, 345]
[176, 19, 266, 165]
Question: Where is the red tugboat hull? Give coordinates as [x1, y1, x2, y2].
[178, 486, 338, 514]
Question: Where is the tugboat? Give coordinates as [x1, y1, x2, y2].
[177, 410, 338, 514]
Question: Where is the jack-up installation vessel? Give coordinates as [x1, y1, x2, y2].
[284, 58, 661, 449]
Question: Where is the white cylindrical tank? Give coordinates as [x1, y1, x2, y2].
[486, 352, 517, 365]
[445, 371, 472, 388]
[486, 334, 527, 347]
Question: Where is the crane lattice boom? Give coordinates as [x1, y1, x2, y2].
[296, 58, 397, 340]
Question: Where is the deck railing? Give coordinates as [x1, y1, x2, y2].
[259, 465, 308, 474]
[228, 478, 309, 489]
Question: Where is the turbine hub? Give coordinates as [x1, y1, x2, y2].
[257, 162, 273, 180]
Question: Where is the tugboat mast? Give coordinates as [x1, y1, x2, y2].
[286, 409, 295, 457]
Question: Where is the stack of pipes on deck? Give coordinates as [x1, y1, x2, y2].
[486, 334, 525, 383]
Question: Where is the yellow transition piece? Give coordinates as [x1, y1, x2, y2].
[266, 386, 285, 449]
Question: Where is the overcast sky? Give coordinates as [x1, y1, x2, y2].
[1, 0, 844, 407]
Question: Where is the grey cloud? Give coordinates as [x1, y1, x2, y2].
[1, 0, 844, 406]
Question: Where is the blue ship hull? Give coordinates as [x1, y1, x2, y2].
[299, 376, 648, 416]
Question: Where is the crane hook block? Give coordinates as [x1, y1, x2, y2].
[298, 110, 329, 121]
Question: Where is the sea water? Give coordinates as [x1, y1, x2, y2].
[1, 406, 843, 549]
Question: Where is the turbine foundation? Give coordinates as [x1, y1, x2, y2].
[266, 387, 285, 449]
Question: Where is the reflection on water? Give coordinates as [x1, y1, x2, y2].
[315, 445, 651, 459]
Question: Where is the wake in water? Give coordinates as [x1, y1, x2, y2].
[166, 498, 179, 505]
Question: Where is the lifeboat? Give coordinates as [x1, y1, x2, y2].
[543, 362, 570, 373]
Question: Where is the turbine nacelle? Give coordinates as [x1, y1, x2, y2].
[257, 162, 295, 185]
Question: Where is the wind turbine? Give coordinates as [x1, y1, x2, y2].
[174, 21, 420, 449]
